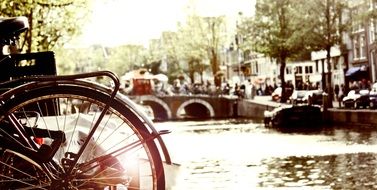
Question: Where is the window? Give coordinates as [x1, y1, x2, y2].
[360, 34, 366, 58]
[354, 37, 360, 59]
[286, 66, 292, 75]
[251, 61, 258, 75]
[370, 20, 376, 43]
[315, 60, 319, 73]
[296, 66, 303, 74]
[374, 20, 377, 42]
[305, 66, 313, 74]
[333, 57, 338, 70]
[370, 22, 374, 43]
[353, 34, 367, 60]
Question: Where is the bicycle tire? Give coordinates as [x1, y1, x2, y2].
[0, 84, 165, 190]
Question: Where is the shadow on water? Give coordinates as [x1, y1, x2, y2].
[267, 121, 377, 135]
[268, 124, 325, 134]
[258, 153, 377, 189]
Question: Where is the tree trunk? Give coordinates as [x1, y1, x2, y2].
[325, 0, 333, 108]
[188, 60, 195, 84]
[211, 48, 221, 87]
[280, 57, 287, 103]
[27, 12, 33, 53]
[326, 45, 333, 108]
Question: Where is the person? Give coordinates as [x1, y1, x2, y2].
[223, 83, 230, 95]
[234, 83, 240, 96]
[251, 84, 256, 99]
[334, 84, 340, 102]
[338, 84, 344, 107]
[264, 84, 274, 95]
[360, 78, 369, 90]
[240, 84, 246, 98]
[285, 81, 294, 100]
[257, 86, 263, 96]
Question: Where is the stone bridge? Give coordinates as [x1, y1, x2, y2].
[129, 95, 238, 121]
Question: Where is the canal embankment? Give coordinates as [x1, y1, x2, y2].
[237, 96, 280, 118]
[237, 96, 377, 126]
[327, 108, 377, 126]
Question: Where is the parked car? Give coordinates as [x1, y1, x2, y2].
[342, 89, 370, 109]
[356, 89, 370, 108]
[271, 86, 295, 102]
[307, 90, 323, 106]
[369, 83, 377, 109]
[342, 90, 358, 108]
[271, 87, 282, 102]
[289, 90, 310, 105]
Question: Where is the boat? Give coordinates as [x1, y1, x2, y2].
[264, 104, 323, 131]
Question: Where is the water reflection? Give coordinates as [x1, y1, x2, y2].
[155, 120, 377, 189]
[259, 153, 377, 189]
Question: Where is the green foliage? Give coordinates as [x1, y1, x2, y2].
[0, 0, 91, 52]
[178, 15, 208, 62]
[238, 0, 348, 101]
[238, 0, 310, 102]
[297, 0, 348, 95]
[54, 45, 108, 74]
[54, 48, 79, 74]
[56, 44, 147, 76]
[160, 32, 184, 79]
[106, 44, 146, 76]
[240, 0, 304, 59]
[299, 0, 349, 51]
[177, 15, 226, 84]
[140, 14, 227, 84]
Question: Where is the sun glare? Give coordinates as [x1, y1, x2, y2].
[79, 0, 255, 47]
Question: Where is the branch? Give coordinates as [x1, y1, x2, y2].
[36, 1, 74, 8]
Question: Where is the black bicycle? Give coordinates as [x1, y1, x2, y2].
[0, 16, 170, 190]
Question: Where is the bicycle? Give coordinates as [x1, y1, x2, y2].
[0, 16, 171, 189]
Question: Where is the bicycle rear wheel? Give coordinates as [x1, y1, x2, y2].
[0, 85, 165, 190]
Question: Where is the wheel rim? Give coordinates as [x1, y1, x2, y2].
[0, 86, 164, 190]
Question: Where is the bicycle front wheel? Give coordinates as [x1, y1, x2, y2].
[0, 85, 165, 190]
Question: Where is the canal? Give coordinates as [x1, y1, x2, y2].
[154, 119, 377, 189]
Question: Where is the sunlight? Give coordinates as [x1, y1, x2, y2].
[79, 0, 255, 47]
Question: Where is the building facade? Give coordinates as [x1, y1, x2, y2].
[346, 0, 377, 85]
[310, 46, 346, 90]
[221, 0, 377, 92]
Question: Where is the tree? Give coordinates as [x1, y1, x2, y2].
[178, 15, 226, 85]
[0, 0, 90, 52]
[106, 44, 146, 76]
[301, 0, 348, 107]
[239, 0, 306, 102]
[55, 45, 108, 75]
[160, 31, 183, 81]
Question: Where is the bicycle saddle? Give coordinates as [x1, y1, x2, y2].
[0, 16, 29, 38]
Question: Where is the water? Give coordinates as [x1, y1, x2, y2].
[154, 119, 377, 189]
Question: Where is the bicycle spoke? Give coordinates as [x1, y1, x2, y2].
[0, 156, 50, 189]
[0, 162, 38, 181]
[0, 86, 164, 189]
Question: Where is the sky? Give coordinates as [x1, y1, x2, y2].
[79, 0, 255, 47]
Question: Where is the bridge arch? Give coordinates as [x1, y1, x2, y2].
[139, 95, 172, 120]
[176, 98, 215, 119]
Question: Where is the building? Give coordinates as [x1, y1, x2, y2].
[310, 46, 346, 90]
[345, 0, 377, 85]
[223, 0, 377, 92]
[242, 51, 277, 87]
[285, 61, 323, 89]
